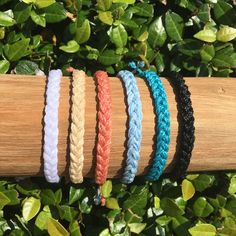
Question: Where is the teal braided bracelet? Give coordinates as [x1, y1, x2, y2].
[129, 61, 170, 181]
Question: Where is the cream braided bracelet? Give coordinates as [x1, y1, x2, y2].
[69, 69, 86, 183]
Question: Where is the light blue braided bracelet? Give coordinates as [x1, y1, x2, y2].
[117, 70, 142, 184]
[129, 61, 170, 181]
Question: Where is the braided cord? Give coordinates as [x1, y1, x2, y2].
[43, 69, 62, 183]
[117, 70, 142, 184]
[69, 70, 86, 184]
[94, 71, 112, 186]
[168, 72, 195, 180]
[129, 62, 170, 181]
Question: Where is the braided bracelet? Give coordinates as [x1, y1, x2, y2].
[94, 71, 112, 202]
[129, 61, 170, 181]
[167, 72, 195, 180]
[69, 69, 86, 184]
[43, 69, 62, 183]
[117, 70, 142, 184]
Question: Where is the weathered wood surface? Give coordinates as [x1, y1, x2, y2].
[0, 75, 235, 177]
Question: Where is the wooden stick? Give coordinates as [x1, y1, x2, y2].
[0, 75, 235, 177]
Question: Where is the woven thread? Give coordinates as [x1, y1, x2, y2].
[167, 72, 195, 180]
[94, 71, 112, 186]
[129, 62, 170, 181]
[43, 69, 62, 183]
[69, 70, 86, 184]
[117, 70, 142, 184]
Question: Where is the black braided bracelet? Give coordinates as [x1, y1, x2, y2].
[167, 72, 195, 180]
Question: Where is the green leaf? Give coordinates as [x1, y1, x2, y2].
[47, 218, 69, 236]
[16, 179, 40, 197]
[172, 215, 191, 236]
[213, 0, 236, 26]
[98, 11, 113, 25]
[124, 209, 142, 223]
[41, 189, 56, 206]
[14, 3, 31, 24]
[113, 0, 135, 3]
[35, 206, 52, 231]
[9, 229, 27, 236]
[98, 49, 121, 65]
[154, 196, 160, 209]
[108, 24, 128, 48]
[189, 224, 216, 236]
[36, 0, 55, 8]
[192, 174, 215, 192]
[60, 40, 80, 53]
[99, 229, 111, 236]
[200, 44, 215, 62]
[182, 179, 195, 201]
[212, 46, 236, 68]
[55, 189, 62, 205]
[177, 39, 202, 56]
[228, 176, 236, 194]
[194, 29, 216, 42]
[155, 52, 165, 73]
[0, 60, 10, 74]
[2, 190, 19, 205]
[101, 180, 112, 198]
[208, 194, 227, 210]
[0, 27, 5, 39]
[30, 10, 46, 27]
[225, 199, 236, 216]
[217, 26, 236, 42]
[128, 223, 146, 234]
[3, 38, 31, 62]
[156, 215, 171, 226]
[160, 198, 184, 217]
[75, 19, 90, 44]
[69, 221, 82, 236]
[21, 0, 36, 4]
[43, 3, 67, 23]
[106, 198, 120, 210]
[0, 11, 16, 27]
[69, 187, 85, 205]
[137, 31, 149, 42]
[132, 3, 154, 17]
[123, 186, 148, 213]
[0, 192, 10, 210]
[165, 11, 184, 42]
[22, 197, 41, 221]
[15, 60, 39, 75]
[197, 4, 210, 23]
[79, 197, 92, 214]
[97, 0, 112, 11]
[193, 197, 214, 217]
[148, 16, 167, 48]
[58, 205, 78, 222]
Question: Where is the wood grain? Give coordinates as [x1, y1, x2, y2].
[0, 75, 236, 177]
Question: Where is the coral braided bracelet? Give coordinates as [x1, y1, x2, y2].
[94, 71, 112, 187]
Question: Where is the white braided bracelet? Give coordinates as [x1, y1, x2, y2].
[43, 69, 62, 183]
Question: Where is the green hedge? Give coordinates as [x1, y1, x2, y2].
[0, 173, 236, 235]
[0, 0, 235, 76]
[0, 0, 236, 235]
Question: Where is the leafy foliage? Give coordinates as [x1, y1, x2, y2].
[0, 173, 235, 235]
[0, 0, 235, 76]
[0, 0, 236, 235]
